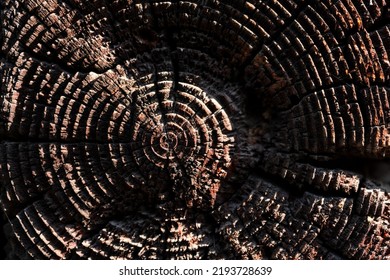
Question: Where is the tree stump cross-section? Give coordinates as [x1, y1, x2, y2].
[0, 0, 389, 259]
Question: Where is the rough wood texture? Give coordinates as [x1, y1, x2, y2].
[0, 0, 389, 259]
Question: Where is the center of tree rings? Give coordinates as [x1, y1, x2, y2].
[159, 132, 177, 151]
[130, 75, 236, 208]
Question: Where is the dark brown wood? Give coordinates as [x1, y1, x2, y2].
[0, 0, 389, 259]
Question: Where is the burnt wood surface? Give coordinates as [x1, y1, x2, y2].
[0, 0, 389, 259]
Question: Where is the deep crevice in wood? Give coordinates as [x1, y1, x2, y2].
[0, 210, 7, 259]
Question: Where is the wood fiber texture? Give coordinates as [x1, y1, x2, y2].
[0, 0, 389, 259]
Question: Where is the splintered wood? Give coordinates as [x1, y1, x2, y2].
[0, 0, 389, 259]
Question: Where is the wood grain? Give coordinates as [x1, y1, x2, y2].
[0, 0, 389, 259]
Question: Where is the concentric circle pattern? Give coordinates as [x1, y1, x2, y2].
[0, 0, 389, 259]
[129, 70, 237, 208]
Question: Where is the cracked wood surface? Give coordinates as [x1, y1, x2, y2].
[0, 0, 389, 259]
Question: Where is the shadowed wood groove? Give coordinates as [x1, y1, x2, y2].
[0, 0, 389, 259]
